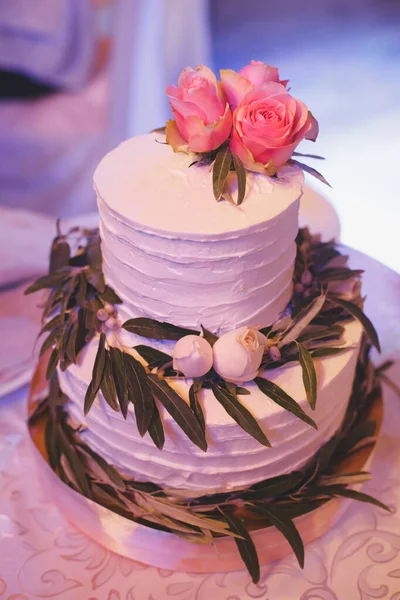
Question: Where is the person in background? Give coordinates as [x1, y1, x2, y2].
[0, 0, 95, 97]
[0, 0, 212, 217]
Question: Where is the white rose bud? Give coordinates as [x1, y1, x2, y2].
[213, 326, 267, 383]
[105, 317, 121, 331]
[172, 335, 213, 378]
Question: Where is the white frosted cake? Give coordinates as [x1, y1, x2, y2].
[28, 61, 384, 580]
[57, 132, 363, 493]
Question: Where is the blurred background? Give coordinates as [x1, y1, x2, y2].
[0, 0, 399, 272]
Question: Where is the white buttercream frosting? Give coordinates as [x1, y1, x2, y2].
[58, 320, 363, 494]
[57, 133, 364, 496]
[94, 133, 303, 333]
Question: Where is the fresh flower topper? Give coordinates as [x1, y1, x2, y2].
[165, 60, 328, 204]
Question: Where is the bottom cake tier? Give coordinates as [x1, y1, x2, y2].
[28, 337, 386, 579]
[57, 319, 363, 494]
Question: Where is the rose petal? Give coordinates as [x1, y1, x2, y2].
[230, 129, 266, 173]
[184, 86, 225, 124]
[184, 104, 232, 153]
[220, 69, 253, 110]
[170, 97, 207, 121]
[165, 120, 189, 153]
[305, 111, 319, 141]
[239, 61, 281, 88]
[178, 65, 218, 93]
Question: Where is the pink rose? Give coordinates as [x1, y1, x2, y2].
[230, 82, 319, 173]
[220, 60, 288, 110]
[166, 65, 232, 153]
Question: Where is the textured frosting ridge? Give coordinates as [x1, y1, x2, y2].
[94, 134, 303, 332]
[58, 321, 363, 494]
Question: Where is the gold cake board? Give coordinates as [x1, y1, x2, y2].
[28, 355, 383, 574]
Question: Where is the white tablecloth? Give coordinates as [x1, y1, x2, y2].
[0, 251, 399, 599]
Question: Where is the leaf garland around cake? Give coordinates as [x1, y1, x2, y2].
[28, 342, 389, 584]
[26, 225, 380, 452]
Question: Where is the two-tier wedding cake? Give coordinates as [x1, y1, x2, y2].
[27, 61, 386, 582]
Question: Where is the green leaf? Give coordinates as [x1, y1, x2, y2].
[292, 151, 325, 160]
[279, 294, 326, 347]
[109, 347, 129, 418]
[236, 386, 251, 396]
[296, 342, 317, 410]
[86, 269, 106, 293]
[25, 268, 71, 295]
[39, 331, 58, 358]
[211, 382, 271, 447]
[65, 321, 79, 364]
[92, 333, 107, 392]
[134, 345, 172, 368]
[49, 240, 70, 272]
[251, 504, 305, 568]
[223, 512, 260, 583]
[328, 296, 381, 352]
[255, 377, 317, 429]
[147, 375, 207, 451]
[147, 401, 165, 450]
[46, 347, 59, 380]
[311, 347, 346, 359]
[87, 235, 102, 272]
[249, 471, 305, 497]
[200, 325, 218, 347]
[311, 485, 390, 512]
[136, 494, 231, 536]
[58, 427, 91, 498]
[44, 418, 60, 471]
[75, 308, 89, 356]
[317, 268, 364, 282]
[123, 353, 154, 436]
[151, 126, 166, 134]
[336, 420, 376, 457]
[212, 145, 232, 201]
[84, 380, 97, 415]
[297, 324, 344, 344]
[289, 159, 332, 188]
[232, 153, 246, 205]
[76, 443, 125, 491]
[100, 286, 122, 304]
[100, 356, 120, 412]
[189, 381, 205, 433]
[76, 272, 88, 307]
[123, 317, 197, 341]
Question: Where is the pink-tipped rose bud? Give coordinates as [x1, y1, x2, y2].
[103, 302, 115, 315]
[166, 65, 232, 153]
[172, 335, 213, 378]
[213, 326, 267, 383]
[96, 308, 109, 322]
[105, 317, 121, 331]
[229, 82, 319, 173]
[268, 346, 281, 362]
[221, 60, 287, 110]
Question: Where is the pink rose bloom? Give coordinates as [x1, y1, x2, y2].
[166, 65, 232, 153]
[220, 60, 288, 110]
[230, 82, 319, 173]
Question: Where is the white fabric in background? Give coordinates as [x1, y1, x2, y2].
[0, 0, 95, 89]
[109, 0, 212, 143]
[0, 73, 108, 217]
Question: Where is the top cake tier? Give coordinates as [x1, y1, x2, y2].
[94, 133, 304, 332]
